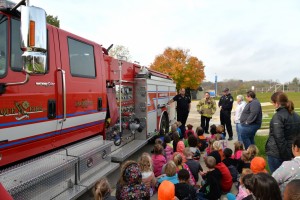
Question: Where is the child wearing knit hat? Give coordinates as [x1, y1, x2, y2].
[250, 156, 268, 174]
[158, 180, 178, 200]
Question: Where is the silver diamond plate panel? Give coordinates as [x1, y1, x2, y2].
[0, 151, 77, 200]
[62, 136, 118, 190]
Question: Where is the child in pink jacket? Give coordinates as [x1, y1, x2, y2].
[164, 135, 173, 161]
[152, 144, 167, 177]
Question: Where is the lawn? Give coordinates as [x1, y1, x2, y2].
[256, 92, 300, 107]
[254, 135, 270, 172]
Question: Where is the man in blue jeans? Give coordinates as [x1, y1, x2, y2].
[239, 91, 262, 149]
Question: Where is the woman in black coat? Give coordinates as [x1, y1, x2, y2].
[265, 92, 300, 173]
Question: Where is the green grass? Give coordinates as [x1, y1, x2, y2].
[255, 135, 270, 172]
[256, 92, 300, 107]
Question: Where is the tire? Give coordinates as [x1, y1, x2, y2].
[160, 113, 169, 134]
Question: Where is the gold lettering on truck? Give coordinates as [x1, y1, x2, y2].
[0, 101, 44, 120]
[75, 99, 93, 108]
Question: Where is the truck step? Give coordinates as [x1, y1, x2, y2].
[111, 139, 148, 162]
[52, 162, 119, 200]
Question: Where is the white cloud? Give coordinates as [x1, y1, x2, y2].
[12, 0, 300, 83]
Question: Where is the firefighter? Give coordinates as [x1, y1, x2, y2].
[168, 88, 191, 136]
[196, 92, 216, 133]
[218, 88, 234, 140]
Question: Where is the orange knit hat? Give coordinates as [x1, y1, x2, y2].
[250, 156, 268, 174]
[158, 180, 175, 200]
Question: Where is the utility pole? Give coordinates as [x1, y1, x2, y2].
[215, 74, 218, 97]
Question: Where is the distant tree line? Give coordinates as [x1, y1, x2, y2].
[201, 77, 300, 96]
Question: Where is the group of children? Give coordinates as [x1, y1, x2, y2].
[92, 123, 300, 200]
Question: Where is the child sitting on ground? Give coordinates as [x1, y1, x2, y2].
[184, 124, 195, 139]
[207, 124, 217, 140]
[157, 160, 179, 184]
[223, 148, 238, 183]
[170, 123, 180, 138]
[250, 156, 268, 174]
[247, 144, 259, 161]
[226, 168, 253, 200]
[175, 169, 197, 200]
[187, 135, 201, 160]
[152, 144, 167, 177]
[176, 141, 187, 163]
[237, 150, 251, 173]
[233, 141, 244, 160]
[138, 153, 157, 197]
[183, 131, 194, 147]
[116, 160, 150, 200]
[212, 140, 225, 161]
[196, 126, 207, 152]
[205, 138, 216, 157]
[93, 177, 116, 200]
[209, 150, 233, 193]
[199, 156, 222, 200]
[216, 124, 226, 140]
[223, 148, 236, 167]
[283, 179, 300, 200]
[184, 147, 203, 183]
[172, 132, 180, 152]
[164, 135, 173, 161]
[151, 138, 165, 156]
[175, 121, 183, 139]
[173, 152, 196, 186]
[158, 180, 177, 200]
[244, 173, 282, 200]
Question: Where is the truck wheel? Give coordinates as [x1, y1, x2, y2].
[160, 114, 169, 134]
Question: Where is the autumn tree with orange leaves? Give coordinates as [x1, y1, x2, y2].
[150, 47, 205, 90]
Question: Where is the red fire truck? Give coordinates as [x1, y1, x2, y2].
[0, 0, 177, 199]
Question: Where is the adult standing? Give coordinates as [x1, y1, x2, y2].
[218, 88, 234, 140]
[239, 90, 262, 149]
[265, 92, 300, 173]
[196, 92, 216, 133]
[168, 88, 191, 135]
[234, 95, 247, 142]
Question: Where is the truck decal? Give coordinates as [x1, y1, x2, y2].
[0, 101, 44, 120]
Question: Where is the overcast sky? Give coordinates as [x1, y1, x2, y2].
[13, 0, 300, 83]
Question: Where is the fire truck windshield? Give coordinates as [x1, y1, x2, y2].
[0, 14, 8, 77]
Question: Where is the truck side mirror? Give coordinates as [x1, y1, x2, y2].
[20, 5, 47, 74]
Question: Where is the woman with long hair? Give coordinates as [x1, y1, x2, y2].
[265, 92, 300, 173]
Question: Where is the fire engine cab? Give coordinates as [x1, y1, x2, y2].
[0, 0, 176, 199]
